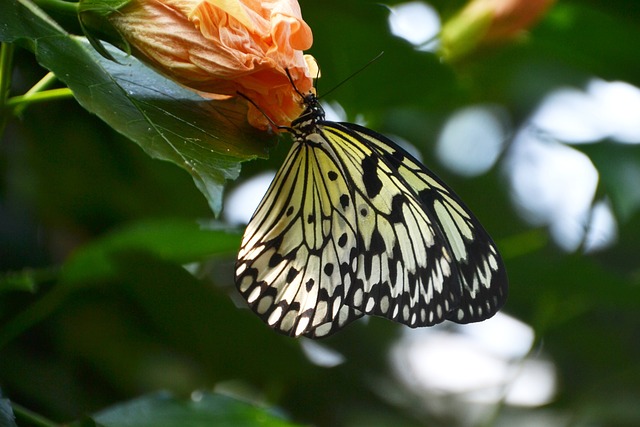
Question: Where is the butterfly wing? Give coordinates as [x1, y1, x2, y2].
[322, 122, 508, 325]
[236, 115, 507, 338]
[235, 138, 364, 338]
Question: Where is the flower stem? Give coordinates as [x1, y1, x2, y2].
[11, 402, 59, 427]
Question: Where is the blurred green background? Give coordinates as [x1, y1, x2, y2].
[2, 0, 640, 426]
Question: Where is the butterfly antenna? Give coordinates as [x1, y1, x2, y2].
[284, 68, 308, 99]
[320, 51, 384, 99]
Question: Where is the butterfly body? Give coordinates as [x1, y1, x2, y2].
[236, 94, 507, 338]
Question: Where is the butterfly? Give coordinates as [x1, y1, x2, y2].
[235, 91, 508, 339]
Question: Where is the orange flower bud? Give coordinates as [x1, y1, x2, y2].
[441, 0, 555, 61]
[109, 0, 316, 129]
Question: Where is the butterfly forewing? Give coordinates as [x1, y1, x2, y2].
[341, 123, 508, 324]
[236, 94, 507, 338]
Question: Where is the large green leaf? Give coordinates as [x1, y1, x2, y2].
[0, 0, 274, 215]
[73, 392, 301, 427]
[59, 218, 240, 287]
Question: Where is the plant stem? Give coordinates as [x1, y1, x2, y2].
[7, 87, 74, 111]
[0, 53, 72, 137]
[0, 43, 13, 102]
[32, 0, 79, 14]
[11, 72, 61, 115]
[0, 43, 16, 137]
[26, 72, 58, 95]
[0, 284, 69, 349]
[12, 402, 59, 427]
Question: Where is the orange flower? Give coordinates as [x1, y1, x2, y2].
[441, 0, 555, 61]
[109, 0, 316, 129]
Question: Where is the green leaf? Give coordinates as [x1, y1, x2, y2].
[0, 0, 274, 215]
[60, 218, 240, 287]
[536, 3, 640, 85]
[78, 0, 133, 60]
[73, 392, 301, 427]
[79, 0, 131, 16]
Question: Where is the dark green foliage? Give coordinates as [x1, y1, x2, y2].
[2, 0, 640, 426]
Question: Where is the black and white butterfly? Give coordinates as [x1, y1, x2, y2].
[235, 92, 508, 338]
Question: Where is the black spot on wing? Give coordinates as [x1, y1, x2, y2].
[369, 228, 387, 254]
[305, 278, 315, 291]
[286, 267, 299, 283]
[418, 187, 439, 207]
[383, 149, 405, 166]
[389, 194, 406, 223]
[269, 253, 283, 267]
[361, 155, 383, 198]
[340, 194, 350, 209]
[323, 263, 334, 276]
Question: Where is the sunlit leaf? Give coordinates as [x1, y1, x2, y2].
[73, 391, 301, 427]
